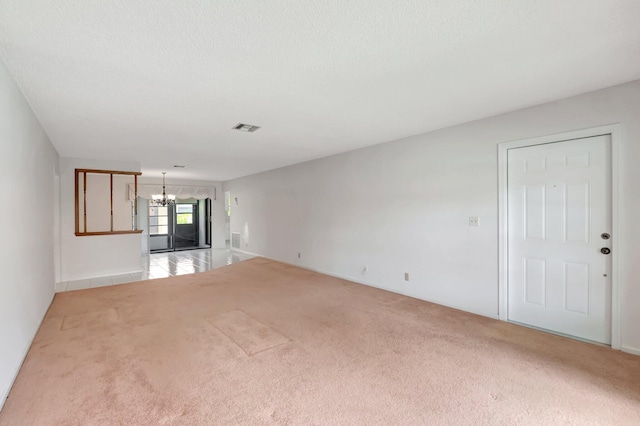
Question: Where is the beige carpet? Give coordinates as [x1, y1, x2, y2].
[1, 258, 639, 425]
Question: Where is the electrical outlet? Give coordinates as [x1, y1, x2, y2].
[298, 252, 301, 259]
[469, 216, 479, 227]
[404, 272, 409, 281]
[362, 265, 368, 275]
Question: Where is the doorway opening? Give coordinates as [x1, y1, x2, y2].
[149, 198, 211, 253]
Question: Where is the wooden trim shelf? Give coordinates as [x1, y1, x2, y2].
[75, 230, 143, 237]
[75, 168, 142, 176]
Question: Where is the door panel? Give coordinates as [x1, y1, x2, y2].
[524, 257, 546, 306]
[507, 135, 611, 344]
[564, 261, 589, 314]
[174, 203, 198, 249]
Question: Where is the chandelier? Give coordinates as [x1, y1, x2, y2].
[151, 172, 176, 206]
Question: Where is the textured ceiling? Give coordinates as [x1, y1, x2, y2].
[1, 1, 639, 181]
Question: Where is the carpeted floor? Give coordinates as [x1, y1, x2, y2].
[1, 258, 639, 425]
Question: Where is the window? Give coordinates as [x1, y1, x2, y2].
[149, 205, 169, 235]
[176, 204, 193, 225]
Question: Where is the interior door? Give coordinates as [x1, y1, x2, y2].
[507, 135, 612, 344]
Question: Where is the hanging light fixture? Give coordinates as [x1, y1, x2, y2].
[151, 172, 176, 206]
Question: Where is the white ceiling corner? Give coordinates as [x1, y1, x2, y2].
[1, 0, 639, 181]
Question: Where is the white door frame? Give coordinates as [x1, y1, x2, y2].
[498, 124, 621, 350]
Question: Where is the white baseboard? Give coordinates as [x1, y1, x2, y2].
[231, 249, 499, 320]
[621, 345, 640, 356]
[235, 250, 640, 356]
[231, 248, 261, 257]
[311, 265, 499, 320]
[60, 268, 144, 284]
[0, 291, 55, 412]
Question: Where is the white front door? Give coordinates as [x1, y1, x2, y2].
[507, 135, 612, 344]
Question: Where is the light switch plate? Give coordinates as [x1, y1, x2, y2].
[469, 216, 479, 226]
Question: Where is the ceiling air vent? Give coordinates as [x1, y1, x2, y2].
[233, 123, 261, 133]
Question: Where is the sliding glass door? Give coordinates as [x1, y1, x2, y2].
[174, 203, 198, 250]
[149, 204, 174, 252]
[148, 199, 210, 253]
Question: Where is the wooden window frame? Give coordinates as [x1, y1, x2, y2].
[75, 168, 143, 236]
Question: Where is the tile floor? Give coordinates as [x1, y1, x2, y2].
[56, 248, 255, 292]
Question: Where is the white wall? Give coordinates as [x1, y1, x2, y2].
[137, 197, 149, 255]
[59, 157, 142, 281]
[225, 79, 640, 354]
[0, 60, 59, 409]
[137, 177, 226, 250]
[198, 200, 206, 247]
